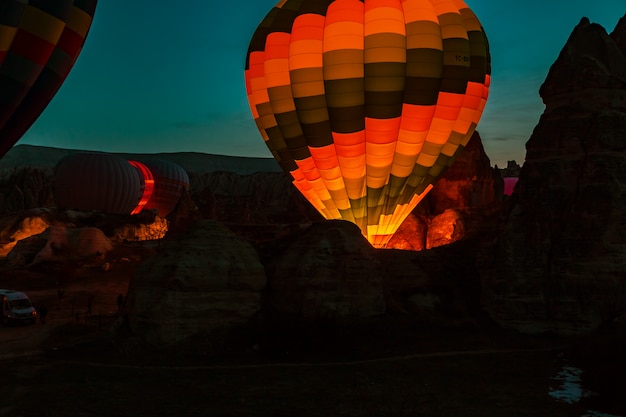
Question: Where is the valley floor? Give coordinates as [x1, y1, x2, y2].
[0, 249, 623, 417]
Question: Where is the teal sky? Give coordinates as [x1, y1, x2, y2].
[16, 0, 625, 167]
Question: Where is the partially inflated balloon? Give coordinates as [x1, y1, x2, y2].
[54, 153, 190, 218]
[54, 153, 143, 215]
[0, 0, 98, 160]
[245, 0, 490, 248]
[136, 159, 190, 218]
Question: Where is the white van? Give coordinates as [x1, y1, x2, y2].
[0, 289, 37, 325]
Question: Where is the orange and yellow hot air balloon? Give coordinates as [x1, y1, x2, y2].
[245, 0, 490, 248]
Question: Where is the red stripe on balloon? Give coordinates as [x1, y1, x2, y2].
[11, 29, 55, 66]
[56, 27, 84, 56]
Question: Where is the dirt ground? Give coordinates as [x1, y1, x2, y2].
[0, 248, 617, 417]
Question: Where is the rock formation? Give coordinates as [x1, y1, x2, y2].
[32, 226, 113, 265]
[6, 223, 113, 267]
[481, 16, 626, 334]
[122, 220, 267, 350]
[0, 167, 54, 215]
[388, 131, 503, 250]
[264, 220, 386, 325]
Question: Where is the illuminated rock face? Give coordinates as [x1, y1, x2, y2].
[481, 16, 626, 335]
[5, 223, 113, 266]
[385, 215, 427, 251]
[111, 218, 169, 241]
[388, 131, 502, 251]
[426, 209, 465, 250]
[0, 167, 54, 215]
[0, 215, 49, 257]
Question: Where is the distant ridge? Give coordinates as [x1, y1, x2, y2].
[0, 144, 282, 176]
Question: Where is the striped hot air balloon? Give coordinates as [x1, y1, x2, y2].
[245, 0, 490, 248]
[0, 0, 97, 160]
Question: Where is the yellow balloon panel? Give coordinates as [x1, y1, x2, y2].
[245, 0, 490, 248]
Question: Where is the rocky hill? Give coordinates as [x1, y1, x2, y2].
[0, 144, 282, 176]
[480, 15, 626, 334]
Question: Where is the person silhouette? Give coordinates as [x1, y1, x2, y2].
[39, 304, 48, 324]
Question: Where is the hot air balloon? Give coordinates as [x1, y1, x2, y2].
[135, 159, 190, 218]
[128, 160, 155, 215]
[245, 0, 490, 248]
[54, 153, 144, 215]
[0, 0, 98, 160]
[503, 177, 518, 196]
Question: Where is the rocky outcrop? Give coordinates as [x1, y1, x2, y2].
[0, 210, 51, 257]
[539, 16, 626, 108]
[0, 167, 54, 215]
[481, 16, 626, 334]
[123, 220, 267, 349]
[6, 224, 113, 267]
[388, 131, 503, 250]
[426, 209, 465, 250]
[189, 170, 322, 225]
[32, 226, 113, 265]
[264, 220, 386, 325]
[427, 131, 501, 216]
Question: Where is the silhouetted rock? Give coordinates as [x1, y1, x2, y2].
[0, 167, 54, 215]
[265, 220, 386, 325]
[189, 171, 322, 226]
[380, 239, 485, 326]
[122, 220, 266, 350]
[540, 17, 626, 103]
[481, 15, 626, 335]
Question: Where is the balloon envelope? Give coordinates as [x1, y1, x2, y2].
[245, 0, 490, 248]
[136, 159, 190, 218]
[54, 153, 143, 215]
[503, 177, 518, 196]
[0, 0, 98, 160]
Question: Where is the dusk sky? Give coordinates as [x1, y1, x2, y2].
[15, 0, 625, 168]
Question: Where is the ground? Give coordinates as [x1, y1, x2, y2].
[0, 245, 618, 417]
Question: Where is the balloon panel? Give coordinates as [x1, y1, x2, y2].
[245, 0, 490, 248]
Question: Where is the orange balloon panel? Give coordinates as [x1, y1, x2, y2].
[245, 0, 490, 248]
